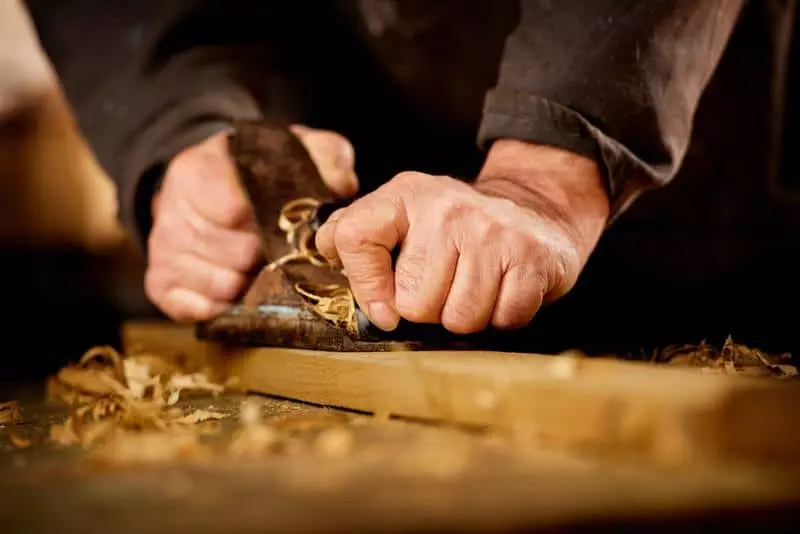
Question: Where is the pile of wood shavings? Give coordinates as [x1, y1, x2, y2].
[89, 399, 357, 465]
[47, 345, 227, 449]
[655, 336, 798, 379]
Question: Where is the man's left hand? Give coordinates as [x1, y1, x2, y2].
[315, 139, 609, 333]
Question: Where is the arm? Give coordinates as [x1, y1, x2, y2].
[314, 1, 746, 334]
[24, 0, 305, 245]
[478, 0, 745, 217]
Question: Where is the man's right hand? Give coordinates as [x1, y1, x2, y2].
[145, 125, 358, 321]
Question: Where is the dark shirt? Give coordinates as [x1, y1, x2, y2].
[23, 0, 800, 282]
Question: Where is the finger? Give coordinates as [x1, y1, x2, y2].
[314, 208, 346, 264]
[333, 197, 408, 331]
[394, 227, 458, 324]
[440, 248, 503, 334]
[290, 124, 359, 198]
[160, 288, 230, 323]
[147, 253, 248, 304]
[168, 134, 255, 230]
[491, 263, 545, 330]
[172, 196, 264, 271]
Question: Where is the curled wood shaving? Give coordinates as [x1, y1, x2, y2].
[172, 410, 226, 425]
[166, 373, 224, 406]
[657, 336, 798, 379]
[295, 282, 358, 336]
[0, 401, 22, 426]
[47, 345, 227, 451]
[265, 197, 359, 336]
[9, 433, 31, 449]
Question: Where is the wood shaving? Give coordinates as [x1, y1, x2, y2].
[46, 345, 227, 453]
[90, 429, 211, 465]
[172, 410, 226, 425]
[229, 399, 279, 457]
[295, 282, 359, 337]
[9, 433, 31, 449]
[0, 401, 22, 426]
[165, 373, 225, 405]
[265, 197, 359, 336]
[50, 419, 80, 446]
[655, 336, 798, 379]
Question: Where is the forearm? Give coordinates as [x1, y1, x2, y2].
[478, 0, 744, 218]
[25, 0, 302, 246]
[474, 139, 609, 262]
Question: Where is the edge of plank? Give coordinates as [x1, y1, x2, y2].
[122, 320, 800, 468]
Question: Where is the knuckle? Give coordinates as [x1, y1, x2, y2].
[334, 217, 366, 250]
[394, 255, 437, 322]
[441, 303, 485, 334]
[393, 171, 426, 186]
[436, 194, 470, 222]
[215, 182, 253, 229]
[441, 285, 486, 334]
[394, 251, 425, 297]
[174, 149, 253, 229]
[206, 268, 245, 302]
[231, 233, 263, 270]
[492, 301, 534, 330]
[350, 265, 393, 296]
[473, 218, 503, 243]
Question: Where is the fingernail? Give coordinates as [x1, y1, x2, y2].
[367, 302, 400, 332]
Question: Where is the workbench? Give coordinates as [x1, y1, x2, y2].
[0, 321, 799, 533]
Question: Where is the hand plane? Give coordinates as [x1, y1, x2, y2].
[195, 120, 505, 352]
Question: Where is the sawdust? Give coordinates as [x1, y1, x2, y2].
[654, 336, 798, 379]
[90, 428, 211, 465]
[313, 427, 354, 459]
[266, 197, 359, 336]
[47, 345, 228, 449]
[228, 399, 279, 457]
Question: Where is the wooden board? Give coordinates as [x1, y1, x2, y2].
[3, 393, 800, 534]
[122, 320, 800, 469]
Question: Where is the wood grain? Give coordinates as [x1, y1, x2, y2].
[122, 320, 800, 468]
[3, 393, 799, 534]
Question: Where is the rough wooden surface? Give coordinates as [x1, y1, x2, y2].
[122, 320, 800, 469]
[1, 392, 799, 534]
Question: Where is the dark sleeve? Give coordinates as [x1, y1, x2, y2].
[24, 0, 307, 247]
[478, 0, 745, 218]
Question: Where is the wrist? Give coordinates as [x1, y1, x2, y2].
[474, 139, 610, 261]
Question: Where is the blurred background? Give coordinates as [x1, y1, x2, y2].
[0, 0, 159, 386]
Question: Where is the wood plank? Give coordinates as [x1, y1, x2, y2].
[3, 391, 799, 533]
[122, 320, 800, 468]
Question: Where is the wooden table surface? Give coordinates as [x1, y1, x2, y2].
[1, 388, 799, 534]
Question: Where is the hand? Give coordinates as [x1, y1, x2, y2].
[145, 124, 358, 321]
[315, 139, 609, 333]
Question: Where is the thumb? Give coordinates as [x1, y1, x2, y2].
[290, 124, 359, 199]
